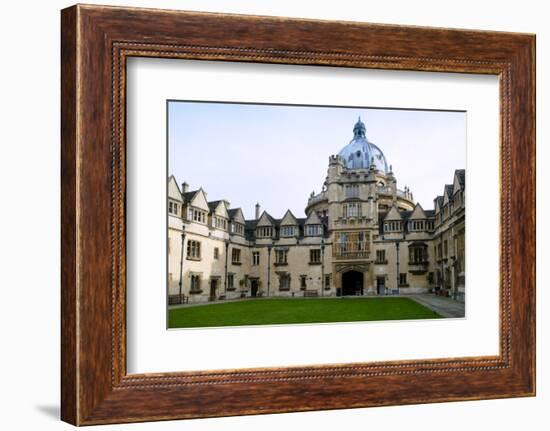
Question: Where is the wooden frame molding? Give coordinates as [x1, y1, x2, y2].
[61, 4, 535, 425]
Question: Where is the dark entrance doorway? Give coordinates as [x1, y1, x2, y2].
[342, 271, 364, 296]
[376, 276, 386, 295]
[250, 279, 259, 297]
[209, 278, 218, 301]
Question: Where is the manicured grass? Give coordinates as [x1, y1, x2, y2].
[168, 297, 441, 328]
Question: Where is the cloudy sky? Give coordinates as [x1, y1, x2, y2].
[168, 101, 465, 220]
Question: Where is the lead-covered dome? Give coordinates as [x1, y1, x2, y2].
[338, 117, 389, 173]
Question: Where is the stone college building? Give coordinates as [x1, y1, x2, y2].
[168, 118, 465, 304]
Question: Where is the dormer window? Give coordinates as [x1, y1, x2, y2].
[280, 226, 295, 237]
[213, 216, 227, 230]
[305, 225, 322, 236]
[188, 207, 206, 224]
[384, 221, 401, 232]
[230, 222, 244, 235]
[409, 220, 425, 231]
[256, 226, 273, 238]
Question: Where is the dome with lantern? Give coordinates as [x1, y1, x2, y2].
[338, 117, 389, 173]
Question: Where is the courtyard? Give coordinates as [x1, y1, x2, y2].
[168, 296, 443, 328]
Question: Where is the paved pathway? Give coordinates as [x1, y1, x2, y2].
[406, 294, 465, 318]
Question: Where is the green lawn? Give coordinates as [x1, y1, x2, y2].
[168, 297, 441, 328]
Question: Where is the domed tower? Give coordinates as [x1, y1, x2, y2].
[304, 117, 417, 298]
[305, 117, 415, 218]
[338, 117, 389, 173]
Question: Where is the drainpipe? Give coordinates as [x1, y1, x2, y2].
[178, 226, 186, 304]
[267, 244, 272, 297]
[321, 237, 325, 297]
[395, 241, 400, 296]
[440, 234, 444, 294]
[224, 240, 229, 296]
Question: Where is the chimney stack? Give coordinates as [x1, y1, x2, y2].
[182, 182, 189, 193]
[255, 203, 261, 220]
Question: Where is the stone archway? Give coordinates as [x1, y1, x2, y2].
[342, 270, 364, 296]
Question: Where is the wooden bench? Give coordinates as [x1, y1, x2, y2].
[303, 289, 319, 297]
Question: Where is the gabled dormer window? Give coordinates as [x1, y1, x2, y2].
[280, 226, 295, 237]
[230, 222, 244, 235]
[213, 216, 227, 230]
[408, 220, 425, 231]
[256, 226, 273, 238]
[188, 207, 206, 224]
[384, 221, 401, 232]
[305, 225, 322, 236]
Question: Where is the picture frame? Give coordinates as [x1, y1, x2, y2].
[60, 4, 535, 425]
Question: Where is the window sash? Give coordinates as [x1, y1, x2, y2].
[345, 184, 359, 198]
[409, 246, 427, 263]
[343, 203, 361, 218]
[276, 250, 288, 264]
[310, 249, 321, 263]
[232, 248, 241, 263]
[252, 252, 260, 265]
[306, 225, 321, 236]
[281, 226, 295, 237]
[257, 227, 272, 238]
[187, 240, 201, 259]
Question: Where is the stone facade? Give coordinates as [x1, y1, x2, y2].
[168, 118, 465, 304]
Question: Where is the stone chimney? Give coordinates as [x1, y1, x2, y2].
[182, 182, 189, 193]
[255, 203, 261, 220]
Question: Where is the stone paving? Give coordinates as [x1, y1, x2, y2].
[405, 294, 465, 318]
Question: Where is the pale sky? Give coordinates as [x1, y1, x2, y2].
[168, 101, 465, 220]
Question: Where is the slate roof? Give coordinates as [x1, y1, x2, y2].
[455, 169, 465, 188]
[242, 214, 328, 241]
[227, 208, 241, 219]
[182, 190, 198, 203]
[378, 209, 435, 234]
[444, 184, 454, 199]
[261, 211, 278, 226]
[207, 200, 223, 212]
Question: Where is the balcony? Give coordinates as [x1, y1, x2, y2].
[307, 191, 327, 206]
[408, 261, 429, 274]
[333, 216, 371, 228]
[333, 242, 370, 260]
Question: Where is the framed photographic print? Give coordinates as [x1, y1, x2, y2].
[61, 4, 535, 425]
